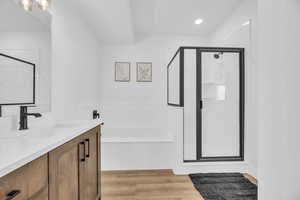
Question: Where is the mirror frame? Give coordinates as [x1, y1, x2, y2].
[0, 53, 36, 106]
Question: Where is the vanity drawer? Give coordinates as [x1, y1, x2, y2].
[0, 154, 48, 200]
[0, 167, 27, 200]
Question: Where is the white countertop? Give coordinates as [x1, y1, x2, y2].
[0, 119, 103, 178]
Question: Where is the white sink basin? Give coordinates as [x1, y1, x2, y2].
[53, 121, 82, 129]
[0, 121, 85, 140]
[0, 131, 26, 139]
[0, 127, 53, 139]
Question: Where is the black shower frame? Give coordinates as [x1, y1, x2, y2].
[0, 53, 36, 106]
[167, 48, 184, 107]
[167, 47, 245, 163]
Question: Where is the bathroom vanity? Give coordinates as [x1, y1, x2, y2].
[0, 121, 102, 200]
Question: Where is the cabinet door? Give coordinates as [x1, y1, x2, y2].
[80, 127, 99, 200]
[49, 137, 82, 200]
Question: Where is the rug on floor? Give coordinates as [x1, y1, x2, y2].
[189, 173, 257, 200]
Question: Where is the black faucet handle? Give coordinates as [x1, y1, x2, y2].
[20, 106, 42, 117]
[19, 105, 42, 130]
[93, 110, 100, 119]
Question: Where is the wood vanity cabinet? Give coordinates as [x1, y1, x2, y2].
[0, 154, 48, 200]
[0, 126, 101, 200]
[49, 126, 101, 200]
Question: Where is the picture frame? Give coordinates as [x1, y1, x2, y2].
[115, 62, 130, 82]
[136, 62, 152, 82]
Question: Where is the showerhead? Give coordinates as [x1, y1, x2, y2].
[214, 52, 223, 59]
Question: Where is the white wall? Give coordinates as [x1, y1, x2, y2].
[51, 0, 102, 121]
[258, 0, 300, 199]
[98, 35, 208, 170]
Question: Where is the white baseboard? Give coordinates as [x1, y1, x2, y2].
[173, 161, 253, 175]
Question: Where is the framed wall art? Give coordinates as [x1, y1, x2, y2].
[115, 62, 130, 82]
[136, 62, 152, 82]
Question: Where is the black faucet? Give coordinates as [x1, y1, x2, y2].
[19, 106, 42, 130]
[93, 110, 100, 119]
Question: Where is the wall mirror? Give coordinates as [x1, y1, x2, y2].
[0, 54, 35, 105]
[0, 0, 51, 112]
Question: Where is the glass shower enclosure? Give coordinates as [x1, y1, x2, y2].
[167, 47, 245, 162]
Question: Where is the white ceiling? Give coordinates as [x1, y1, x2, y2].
[70, 0, 244, 44]
[71, 0, 135, 44]
[131, 0, 242, 37]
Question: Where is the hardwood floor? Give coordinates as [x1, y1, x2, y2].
[101, 170, 257, 200]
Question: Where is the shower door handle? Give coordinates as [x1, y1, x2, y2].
[199, 100, 203, 110]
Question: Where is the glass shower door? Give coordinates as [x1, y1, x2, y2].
[200, 51, 241, 158]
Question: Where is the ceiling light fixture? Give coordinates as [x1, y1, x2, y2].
[36, 0, 50, 11]
[20, 0, 50, 11]
[194, 18, 204, 25]
[21, 0, 33, 11]
[242, 20, 250, 26]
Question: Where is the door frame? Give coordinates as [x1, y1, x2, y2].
[182, 47, 245, 162]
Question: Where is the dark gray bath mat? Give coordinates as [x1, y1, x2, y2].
[189, 173, 257, 200]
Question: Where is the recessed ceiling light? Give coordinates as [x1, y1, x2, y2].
[242, 20, 250, 26]
[194, 18, 204, 25]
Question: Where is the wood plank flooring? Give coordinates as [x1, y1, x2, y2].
[101, 170, 257, 200]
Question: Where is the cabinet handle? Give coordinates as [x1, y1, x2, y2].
[85, 139, 90, 158]
[79, 141, 85, 162]
[5, 190, 21, 200]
